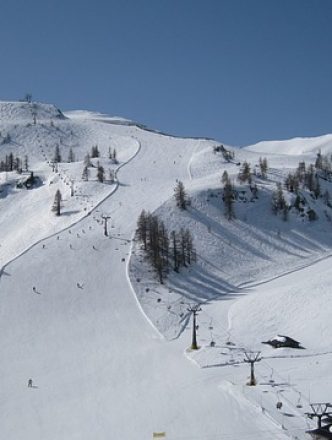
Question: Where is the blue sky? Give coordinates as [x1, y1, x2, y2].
[0, 0, 331, 145]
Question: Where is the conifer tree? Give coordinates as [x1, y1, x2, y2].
[82, 166, 89, 181]
[221, 170, 229, 185]
[97, 164, 105, 182]
[91, 145, 100, 158]
[112, 148, 117, 163]
[84, 153, 92, 167]
[238, 161, 252, 183]
[223, 180, 235, 220]
[315, 151, 323, 170]
[171, 230, 180, 272]
[52, 189, 62, 216]
[313, 176, 321, 199]
[259, 157, 268, 179]
[174, 181, 188, 209]
[296, 161, 306, 184]
[282, 203, 289, 222]
[15, 157, 22, 173]
[54, 145, 61, 163]
[137, 210, 148, 250]
[24, 155, 29, 171]
[272, 183, 286, 216]
[109, 169, 115, 183]
[323, 190, 331, 207]
[68, 147, 75, 163]
[305, 164, 316, 192]
[109, 148, 118, 163]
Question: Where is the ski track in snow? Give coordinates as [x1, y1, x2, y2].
[0, 136, 141, 280]
[2, 101, 332, 439]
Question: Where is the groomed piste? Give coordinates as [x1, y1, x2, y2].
[0, 100, 331, 439]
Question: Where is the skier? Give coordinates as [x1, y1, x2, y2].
[28, 379, 33, 388]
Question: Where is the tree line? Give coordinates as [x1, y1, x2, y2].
[0, 153, 29, 173]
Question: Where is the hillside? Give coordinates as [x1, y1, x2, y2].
[0, 100, 331, 439]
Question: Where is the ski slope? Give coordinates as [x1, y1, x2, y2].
[0, 101, 331, 439]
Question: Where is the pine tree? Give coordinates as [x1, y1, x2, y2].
[170, 230, 180, 272]
[271, 190, 279, 215]
[109, 148, 118, 163]
[8, 152, 14, 171]
[272, 183, 286, 216]
[313, 176, 321, 199]
[315, 151, 323, 170]
[285, 173, 299, 193]
[84, 153, 92, 167]
[52, 189, 62, 216]
[68, 147, 75, 163]
[15, 157, 22, 173]
[223, 180, 235, 220]
[238, 161, 251, 183]
[259, 157, 268, 179]
[24, 155, 29, 171]
[174, 181, 188, 209]
[97, 164, 105, 182]
[294, 194, 302, 211]
[109, 169, 115, 183]
[296, 161, 306, 184]
[323, 190, 331, 207]
[136, 210, 196, 283]
[91, 145, 100, 158]
[112, 148, 118, 163]
[282, 203, 289, 222]
[185, 229, 194, 265]
[305, 164, 316, 192]
[137, 210, 148, 250]
[54, 145, 61, 163]
[179, 228, 187, 267]
[221, 170, 229, 185]
[82, 166, 89, 181]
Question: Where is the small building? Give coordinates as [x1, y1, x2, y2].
[16, 172, 40, 189]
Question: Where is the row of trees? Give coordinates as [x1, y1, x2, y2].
[91, 145, 118, 161]
[213, 144, 235, 162]
[0, 154, 29, 173]
[53, 145, 117, 165]
[82, 162, 106, 183]
[272, 160, 332, 221]
[271, 183, 289, 221]
[284, 162, 321, 197]
[0, 133, 11, 145]
[238, 157, 269, 184]
[136, 210, 196, 283]
[54, 145, 76, 164]
[315, 151, 332, 179]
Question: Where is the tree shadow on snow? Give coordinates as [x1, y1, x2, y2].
[61, 210, 81, 216]
[168, 265, 244, 304]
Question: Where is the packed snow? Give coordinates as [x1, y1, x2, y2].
[0, 100, 331, 439]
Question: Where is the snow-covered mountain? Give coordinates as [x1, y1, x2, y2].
[0, 100, 331, 439]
